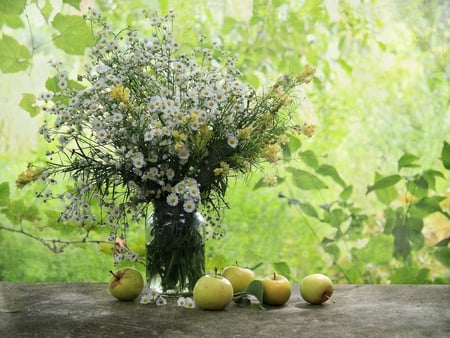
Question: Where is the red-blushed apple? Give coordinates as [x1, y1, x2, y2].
[262, 273, 291, 306]
[193, 272, 234, 310]
[300, 273, 333, 305]
[109, 267, 144, 301]
[222, 264, 255, 294]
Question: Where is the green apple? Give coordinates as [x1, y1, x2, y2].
[193, 273, 234, 310]
[262, 273, 291, 306]
[222, 264, 255, 294]
[109, 267, 144, 301]
[300, 273, 333, 305]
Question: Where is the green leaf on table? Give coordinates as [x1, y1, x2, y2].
[19, 93, 40, 117]
[0, 181, 10, 206]
[441, 141, 450, 170]
[52, 14, 94, 55]
[0, 35, 31, 73]
[398, 152, 420, 171]
[366, 174, 401, 194]
[316, 164, 346, 187]
[233, 295, 251, 307]
[245, 280, 264, 309]
[286, 167, 328, 190]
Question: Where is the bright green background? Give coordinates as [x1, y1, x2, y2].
[1, 0, 449, 284]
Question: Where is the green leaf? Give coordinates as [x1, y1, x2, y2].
[286, 168, 328, 190]
[441, 141, 450, 170]
[245, 280, 264, 309]
[337, 58, 352, 74]
[433, 247, 450, 268]
[422, 169, 445, 191]
[0, 34, 31, 73]
[398, 153, 420, 171]
[316, 164, 346, 187]
[0, 0, 26, 28]
[392, 225, 412, 260]
[390, 266, 430, 284]
[283, 134, 302, 159]
[52, 14, 94, 55]
[234, 295, 252, 307]
[353, 234, 393, 264]
[19, 93, 40, 117]
[435, 236, 450, 247]
[299, 150, 319, 169]
[62, 0, 81, 10]
[340, 185, 353, 200]
[41, 0, 54, 21]
[410, 196, 445, 218]
[298, 202, 319, 218]
[407, 174, 428, 199]
[272, 261, 291, 279]
[366, 174, 401, 194]
[323, 242, 340, 260]
[0, 181, 10, 206]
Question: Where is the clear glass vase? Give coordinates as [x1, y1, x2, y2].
[146, 202, 205, 296]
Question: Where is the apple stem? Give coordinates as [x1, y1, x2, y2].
[214, 267, 218, 276]
[109, 270, 119, 280]
[325, 294, 335, 304]
[273, 272, 276, 280]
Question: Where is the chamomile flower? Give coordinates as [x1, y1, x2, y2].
[227, 134, 239, 148]
[140, 293, 152, 304]
[183, 199, 196, 213]
[166, 193, 179, 206]
[155, 296, 167, 306]
[184, 297, 195, 309]
[177, 297, 186, 307]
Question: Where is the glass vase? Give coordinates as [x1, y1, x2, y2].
[146, 202, 206, 296]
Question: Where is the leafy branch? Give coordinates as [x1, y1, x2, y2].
[0, 224, 107, 253]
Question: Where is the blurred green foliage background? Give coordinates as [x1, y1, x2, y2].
[1, 0, 449, 284]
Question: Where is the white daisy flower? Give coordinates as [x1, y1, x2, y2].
[166, 193, 179, 207]
[227, 134, 239, 148]
[184, 297, 195, 309]
[183, 199, 196, 213]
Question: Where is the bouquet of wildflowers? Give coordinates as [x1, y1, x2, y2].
[30, 8, 314, 270]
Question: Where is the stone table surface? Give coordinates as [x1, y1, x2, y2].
[0, 282, 449, 338]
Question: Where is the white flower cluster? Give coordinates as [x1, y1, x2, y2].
[35, 8, 308, 264]
[139, 287, 195, 309]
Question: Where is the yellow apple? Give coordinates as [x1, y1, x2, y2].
[109, 267, 144, 301]
[193, 274, 234, 310]
[222, 265, 255, 294]
[300, 273, 333, 305]
[262, 273, 291, 306]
